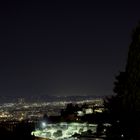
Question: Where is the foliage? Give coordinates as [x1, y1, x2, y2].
[105, 22, 140, 140]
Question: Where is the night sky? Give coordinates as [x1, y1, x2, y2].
[0, 0, 140, 98]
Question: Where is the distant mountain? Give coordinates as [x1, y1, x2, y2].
[0, 95, 104, 103]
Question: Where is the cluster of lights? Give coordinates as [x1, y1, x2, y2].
[32, 122, 97, 140]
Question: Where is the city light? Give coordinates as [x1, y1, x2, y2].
[32, 122, 98, 140]
[41, 121, 47, 128]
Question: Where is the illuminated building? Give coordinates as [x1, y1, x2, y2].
[32, 122, 97, 140]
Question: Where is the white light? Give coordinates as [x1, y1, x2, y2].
[41, 121, 47, 128]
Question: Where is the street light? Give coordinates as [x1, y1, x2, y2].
[41, 121, 47, 128]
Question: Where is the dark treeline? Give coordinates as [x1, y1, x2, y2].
[105, 22, 140, 140]
[0, 121, 35, 140]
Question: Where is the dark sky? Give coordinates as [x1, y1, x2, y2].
[0, 0, 140, 97]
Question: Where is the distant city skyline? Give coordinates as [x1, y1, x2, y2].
[0, 94, 103, 103]
[0, 1, 140, 97]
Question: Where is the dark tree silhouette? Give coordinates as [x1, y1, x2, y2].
[105, 22, 140, 140]
[14, 121, 35, 140]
